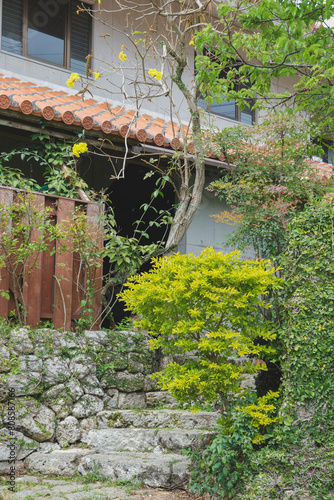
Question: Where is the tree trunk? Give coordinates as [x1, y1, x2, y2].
[165, 156, 206, 251]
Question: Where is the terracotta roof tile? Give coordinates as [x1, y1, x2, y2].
[0, 73, 196, 153]
[2, 73, 330, 171]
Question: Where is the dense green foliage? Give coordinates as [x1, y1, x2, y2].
[195, 0, 334, 135]
[120, 247, 278, 412]
[278, 200, 334, 443]
[189, 391, 279, 499]
[0, 134, 90, 199]
[210, 115, 327, 264]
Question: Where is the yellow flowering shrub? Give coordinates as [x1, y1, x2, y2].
[120, 248, 279, 412]
[72, 142, 88, 157]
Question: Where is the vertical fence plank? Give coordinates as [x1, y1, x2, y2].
[0, 188, 14, 321]
[40, 197, 57, 319]
[86, 202, 103, 329]
[23, 194, 44, 328]
[53, 198, 75, 331]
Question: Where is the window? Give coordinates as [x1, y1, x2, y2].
[198, 56, 255, 125]
[321, 142, 334, 165]
[1, 0, 91, 74]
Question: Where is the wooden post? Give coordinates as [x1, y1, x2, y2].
[0, 188, 13, 321]
[86, 202, 103, 329]
[23, 194, 44, 328]
[53, 198, 75, 331]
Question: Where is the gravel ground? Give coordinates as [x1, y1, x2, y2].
[0, 475, 202, 500]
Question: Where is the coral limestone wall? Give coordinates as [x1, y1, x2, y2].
[0, 328, 176, 471]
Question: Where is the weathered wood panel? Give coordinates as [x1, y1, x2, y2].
[86, 203, 103, 329]
[40, 198, 57, 318]
[53, 198, 75, 331]
[0, 188, 13, 320]
[0, 187, 103, 330]
[23, 194, 44, 328]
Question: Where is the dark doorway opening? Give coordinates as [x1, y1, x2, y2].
[103, 161, 175, 327]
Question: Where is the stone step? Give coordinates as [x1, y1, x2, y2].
[25, 449, 190, 489]
[78, 451, 191, 489]
[84, 427, 215, 453]
[91, 409, 220, 431]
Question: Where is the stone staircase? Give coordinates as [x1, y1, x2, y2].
[25, 409, 220, 489]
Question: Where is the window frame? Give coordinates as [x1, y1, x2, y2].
[198, 52, 256, 125]
[2, 0, 92, 72]
[203, 97, 254, 123]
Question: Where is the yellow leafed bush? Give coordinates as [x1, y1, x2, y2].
[120, 247, 279, 413]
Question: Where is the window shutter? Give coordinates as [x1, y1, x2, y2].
[1, 0, 23, 55]
[70, 2, 91, 74]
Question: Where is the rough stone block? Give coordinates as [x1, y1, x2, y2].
[56, 416, 81, 446]
[78, 451, 190, 488]
[0, 428, 38, 461]
[81, 375, 104, 396]
[85, 428, 214, 453]
[72, 395, 103, 419]
[69, 355, 96, 379]
[118, 392, 146, 409]
[80, 417, 97, 441]
[25, 449, 91, 476]
[15, 399, 56, 442]
[42, 358, 71, 385]
[145, 391, 177, 408]
[11, 329, 34, 354]
[103, 389, 119, 410]
[0, 346, 11, 373]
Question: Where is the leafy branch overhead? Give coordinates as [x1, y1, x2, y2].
[194, 0, 334, 135]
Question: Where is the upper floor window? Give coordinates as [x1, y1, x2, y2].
[198, 55, 255, 126]
[1, 0, 92, 74]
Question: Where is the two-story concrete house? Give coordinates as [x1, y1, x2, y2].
[0, 0, 302, 257]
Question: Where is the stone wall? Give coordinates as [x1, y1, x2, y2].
[0, 328, 176, 467]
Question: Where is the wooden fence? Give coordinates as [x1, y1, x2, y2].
[0, 187, 103, 330]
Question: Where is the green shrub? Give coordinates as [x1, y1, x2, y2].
[189, 391, 279, 499]
[120, 247, 279, 413]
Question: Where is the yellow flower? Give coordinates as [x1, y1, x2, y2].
[91, 71, 100, 80]
[72, 142, 88, 158]
[119, 51, 127, 61]
[148, 69, 162, 81]
[66, 72, 79, 88]
[189, 40, 195, 46]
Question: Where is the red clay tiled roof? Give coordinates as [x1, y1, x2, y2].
[1, 74, 333, 175]
[0, 73, 202, 153]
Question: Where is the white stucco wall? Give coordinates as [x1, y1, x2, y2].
[177, 175, 255, 258]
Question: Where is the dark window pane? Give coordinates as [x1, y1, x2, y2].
[70, 2, 91, 74]
[240, 111, 253, 125]
[2, 0, 23, 55]
[328, 148, 334, 165]
[240, 98, 255, 125]
[211, 98, 236, 119]
[27, 0, 66, 66]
